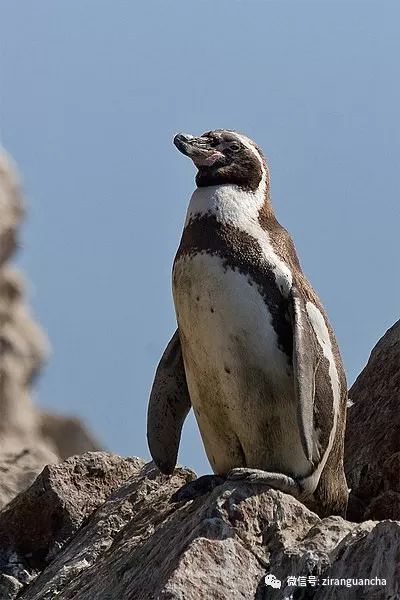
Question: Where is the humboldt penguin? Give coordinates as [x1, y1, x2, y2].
[147, 129, 348, 517]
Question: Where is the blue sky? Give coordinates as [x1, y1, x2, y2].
[1, 1, 399, 474]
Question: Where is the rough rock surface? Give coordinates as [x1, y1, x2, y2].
[0, 452, 144, 575]
[0, 447, 58, 510]
[0, 149, 100, 507]
[0, 452, 397, 600]
[345, 320, 400, 521]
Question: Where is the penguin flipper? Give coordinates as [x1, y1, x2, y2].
[290, 286, 318, 464]
[147, 329, 191, 475]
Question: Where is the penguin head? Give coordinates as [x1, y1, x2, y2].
[173, 129, 268, 192]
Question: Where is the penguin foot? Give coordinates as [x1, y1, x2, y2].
[227, 468, 301, 496]
[170, 474, 225, 503]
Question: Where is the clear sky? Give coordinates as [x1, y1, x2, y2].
[0, 1, 399, 475]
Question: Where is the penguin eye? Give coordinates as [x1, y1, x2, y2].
[229, 142, 240, 152]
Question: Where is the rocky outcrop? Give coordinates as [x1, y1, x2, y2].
[345, 320, 400, 521]
[0, 149, 100, 506]
[0, 151, 49, 457]
[39, 411, 101, 460]
[0, 451, 397, 600]
[0, 453, 144, 575]
[0, 152, 23, 266]
[0, 447, 58, 510]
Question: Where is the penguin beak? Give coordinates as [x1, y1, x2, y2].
[173, 133, 224, 167]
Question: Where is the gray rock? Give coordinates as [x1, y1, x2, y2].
[0, 452, 144, 577]
[312, 521, 400, 599]
[345, 320, 400, 521]
[0, 573, 24, 600]
[0, 453, 393, 600]
[0, 447, 58, 510]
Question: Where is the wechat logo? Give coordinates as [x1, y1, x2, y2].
[265, 574, 282, 589]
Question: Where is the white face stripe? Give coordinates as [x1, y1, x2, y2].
[234, 133, 264, 165]
[213, 130, 267, 194]
[234, 132, 268, 195]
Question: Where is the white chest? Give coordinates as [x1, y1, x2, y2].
[173, 252, 304, 475]
[171, 185, 307, 475]
[184, 184, 293, 297]
[173, 252, 292, 392]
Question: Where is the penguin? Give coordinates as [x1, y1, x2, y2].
[147, 129, 348, 517]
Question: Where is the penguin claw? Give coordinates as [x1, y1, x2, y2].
[170, 474, 225, 503]
[227, 468, 264, 481]
[227, 468, 301, 494]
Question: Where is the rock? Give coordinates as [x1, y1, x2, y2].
[0, 151, 57, 507]
[0, 448, 58, 510]
[345, 320, 400, 521]
[19, 461, 197, 600]
[364, 490, 400, 521]
[0, 148, 101, 509]
[0, 453, 395, 600]
[0, 151, 24, 266]
[313, 521, 400, 600]
[39, 412, 101, 460]
[0, 264, 50, 454]
[0, 573, 24, 600]
[0, 452, 143, 574]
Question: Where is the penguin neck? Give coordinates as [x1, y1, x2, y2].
[185, 181, 274, 229]
[181, 180, 293, 298]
